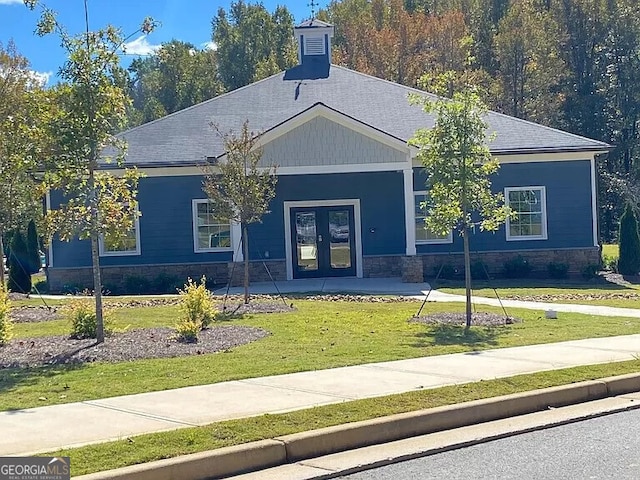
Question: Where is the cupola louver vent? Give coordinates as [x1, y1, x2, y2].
[305, 36, 325, 55]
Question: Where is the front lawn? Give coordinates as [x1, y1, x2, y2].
[3, 298, 640, 411]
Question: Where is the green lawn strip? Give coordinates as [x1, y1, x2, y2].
[48, 359, 640, 476]
[4, 300, 640, 411]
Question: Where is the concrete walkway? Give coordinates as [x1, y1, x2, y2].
[2, 334, 640, 457]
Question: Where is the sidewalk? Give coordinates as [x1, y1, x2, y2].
[2, 333, 640, 457]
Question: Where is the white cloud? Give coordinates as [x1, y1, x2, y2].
[122, 36, 161, 56]
[0, 0, 24, 5]
[201, 41, 217, 52]
[29, 70, 52, 86]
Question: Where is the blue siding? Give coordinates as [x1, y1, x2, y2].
[249, 171, 406, 260]
[50, 176, 233, 268]
[413, 160, 594, 254]
[51, 171, 406, 268]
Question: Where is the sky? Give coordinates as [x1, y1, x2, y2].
[0, 0, 314, 86]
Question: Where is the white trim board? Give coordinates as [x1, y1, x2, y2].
[283, 199, 363, 281]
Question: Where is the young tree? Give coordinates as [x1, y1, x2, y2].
[25, 0, 156, 343]
[409, 78, 511, 330]
[203, 121, 277, 304]
[618, 203, 640, 275]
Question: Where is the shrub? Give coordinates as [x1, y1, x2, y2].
[618, 203, 640, 275]
[124, 275, 151, 295]
[151, 273, 182, 294]
[26, 220, 41, 275]
[174, 319, 200, 343]
[503, 255, 531, 278]
[471, 260, 490, 280]
[63, 299, 113, 339]
[602, 253, 618, 273]
[582, 263, 600, 280]
[0, 284, 13, 346]
[434, 264, 460, 280]
[178, 276, 217, 328]
[7, 230, 31, 293]
[547, 262, 569, 279]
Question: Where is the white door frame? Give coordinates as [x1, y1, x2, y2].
[284, 199, 363, 280]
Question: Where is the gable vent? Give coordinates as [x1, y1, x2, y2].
[305, 36, 325, 55]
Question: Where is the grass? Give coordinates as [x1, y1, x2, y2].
[49, 359, 640, 476]
[602, 243, 619, 259]
[4, 299, 640, 411]
[437, 277, 640, 306]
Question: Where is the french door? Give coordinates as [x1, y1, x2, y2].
[290, 205, 356, 278]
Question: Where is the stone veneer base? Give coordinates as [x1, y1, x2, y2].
[47, 248, 601, 293]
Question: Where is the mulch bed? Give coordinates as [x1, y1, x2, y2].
[411, 312, 521, 327]
[0, 326, 270, 369]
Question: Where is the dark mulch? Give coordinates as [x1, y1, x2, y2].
[410, 312, 521, 327]
[0, 326, 270, 368]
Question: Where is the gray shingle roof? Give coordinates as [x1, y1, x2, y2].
[119, 65, 610, 167]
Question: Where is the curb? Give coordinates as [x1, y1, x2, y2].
[73, 372, 640, 480]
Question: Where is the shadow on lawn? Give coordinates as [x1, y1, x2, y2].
[412, 324, 504, 349]
[0, 362, 87, 410]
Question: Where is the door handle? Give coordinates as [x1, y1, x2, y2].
[318, 234, 323, 242]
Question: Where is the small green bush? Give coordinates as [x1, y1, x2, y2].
[63, 299, 113, 339]
[602, 254, 618, 273]
[434, 264, 460, 280]
[152, 273, 182, 294]
[174, 319, 200, 343]
[0, 284, 13, 346]
[471, 260, 490, 280]
[178, 276, 217, 328]
[124, 275, 151, 295]
[547, 262, 569, 279]
[503, 255, 532, 278]
[582, 263, 600, 280]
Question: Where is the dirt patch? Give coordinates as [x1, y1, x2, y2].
[0, 325, 270, 368]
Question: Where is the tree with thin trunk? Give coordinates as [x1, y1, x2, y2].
[409, 77, 511, 331]
[25, 0, 156, 343]
[203, 121, 277, 304]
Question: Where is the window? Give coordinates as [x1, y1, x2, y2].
[414, 192, 453, 244]
[99, 213, 140, 256]
[505, 186, 547, 241]
[193, 200, 232, 252]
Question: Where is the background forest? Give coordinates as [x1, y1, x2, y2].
[3, 0, 640, 242]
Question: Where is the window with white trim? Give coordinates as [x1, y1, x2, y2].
[193, 200, 232, 252]
[414, 192, 453, 244]
[505, 186, 548, 241]
[99, 212, 140, 256]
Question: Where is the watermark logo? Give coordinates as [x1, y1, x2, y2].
[0, 457, 70, 480]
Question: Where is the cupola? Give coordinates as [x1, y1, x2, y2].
[294, 19, 334, 67]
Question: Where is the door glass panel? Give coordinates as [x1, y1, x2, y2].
[329, 210, 351, 269]
[296, 212, 318, 271]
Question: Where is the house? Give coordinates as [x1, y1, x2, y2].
[46, 20, 610, 292]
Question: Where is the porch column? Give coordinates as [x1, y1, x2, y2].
[231, 222, 243, 261]
[403, 167, 416, 256]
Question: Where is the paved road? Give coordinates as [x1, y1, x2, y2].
[339, 409, 640, 480]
